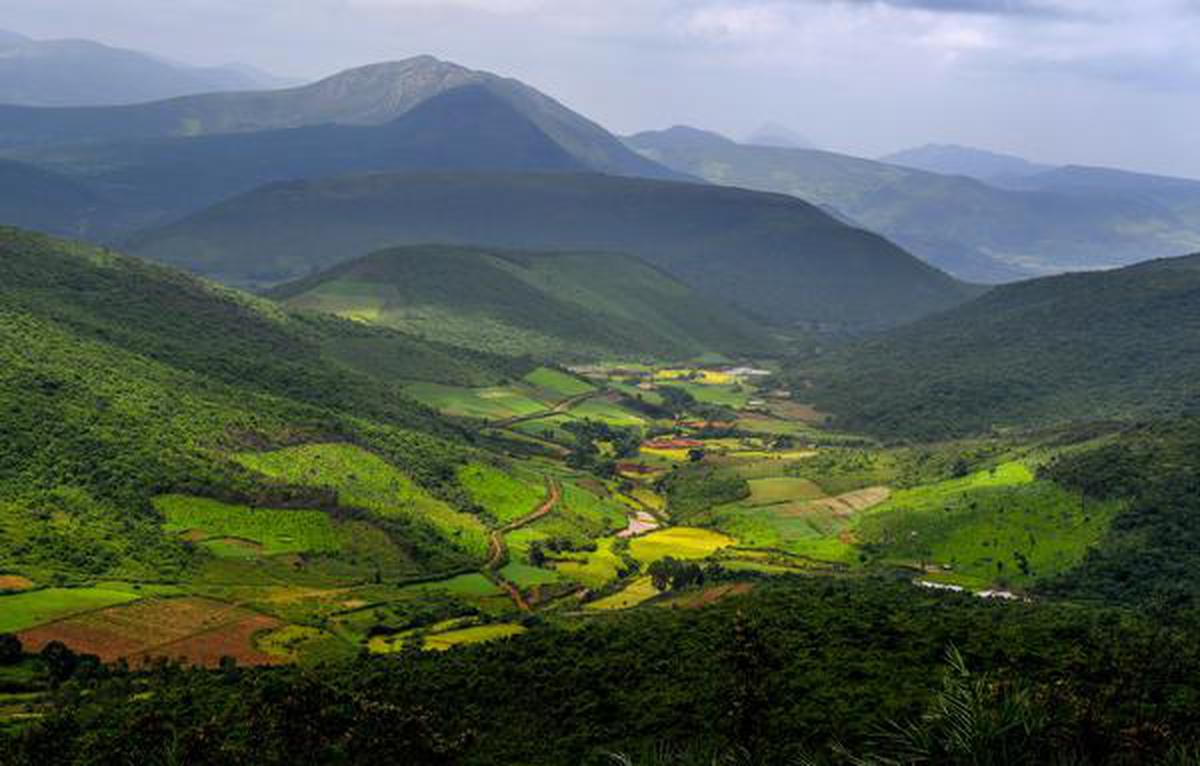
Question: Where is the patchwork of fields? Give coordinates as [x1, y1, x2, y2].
[0, 361, 1130, 672]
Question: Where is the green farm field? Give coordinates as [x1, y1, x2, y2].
[234, 443, 490, 559]
[0, 587, 141, 633]
[158, 495, 342, 556]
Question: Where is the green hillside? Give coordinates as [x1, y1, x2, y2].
[128, 171, 977, 329]
[0, 226, 529, 582]
[269, 245, 772, 360]
[804, 253, 1200, 439]
[627, 127, 1200, 283]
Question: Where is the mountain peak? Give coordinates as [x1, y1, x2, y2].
[744, 122, 815, 149]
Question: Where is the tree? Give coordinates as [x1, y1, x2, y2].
[41, 640, 79, 685]
[0, 633, 22, 665]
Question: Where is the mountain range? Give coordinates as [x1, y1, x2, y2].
[879, 143, 1054, 184]
[627, 126, 1200, 283]
[127, 171, 977, 328]
[0, 29, 284, 106]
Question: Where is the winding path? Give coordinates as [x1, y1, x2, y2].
[484, 478, 562, 611]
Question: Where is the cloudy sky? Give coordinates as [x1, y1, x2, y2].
[3, 0, 1198, 176]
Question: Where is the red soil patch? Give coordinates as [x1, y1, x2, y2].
[17, 597, 283, 667]
[0, 575, 34, 591]
[144, 613, 283, 668]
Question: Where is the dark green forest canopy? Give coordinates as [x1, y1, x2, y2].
[801, 254, 1200, 440]
[6, 579, 1200, 765]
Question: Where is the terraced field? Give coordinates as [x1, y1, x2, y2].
[0, 587, 142, 633]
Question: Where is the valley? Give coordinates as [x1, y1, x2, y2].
[1, 22, 1199, 763]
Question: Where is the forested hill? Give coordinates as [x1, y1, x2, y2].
[0, 226, 526, 581]
[804, 253, 1200, 440]
[627, 126, 1200, 283]
[269, 245, 774, 360]
[128, 171, 978, 329]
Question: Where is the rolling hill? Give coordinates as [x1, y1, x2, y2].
[269, 245, 773, 360]
[0, 158, 108, 236]
[127, 171, 978, 328]
[804, 253, 1200, 440]
[627, 127, 1200, 283]
[0, 56, 680, 183]
[0, 29, 279, 106]
[0, 224, 535, 581]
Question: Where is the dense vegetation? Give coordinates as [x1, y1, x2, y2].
[802, 254, 1200, 440]
[271, 245, 772, 360]
[1037, 418, 1200, 606]
[0, 226, 526, 582]
[129, 171, 975, 327]
[627, 126, 1200, 283]
[5, 579, 1200, 764]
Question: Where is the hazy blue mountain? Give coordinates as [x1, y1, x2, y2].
[744, 122, 815, 149]
[628, 126, 1200, 282]
[880, 143, 1053, 182]
[1011, 165, 1200, 219]
[0, 55, 682, 184]
[127, 171, 978, 328]
[11, 85, 593, 236]
[808, 252, 1200, 439]
[0, 29, 279, 106]
[0, 158, 108, 236]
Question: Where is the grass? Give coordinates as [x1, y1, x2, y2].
[499, 561, 562, 587]
[585, 576, 661, 610]
[402, 573, 503, 598]
[566, 398, 647, 427]
[628, 528, 735, 564]
[423, 623, 527, 651]
[403, 382, 546, 421]
[523, 367, 594, 398]
[458, 463, 545, 525]
[157, 495, 342, 556]
[555, 538, 624, 588]
[744, 477, 827, 506]
[660, 381, 750, 409]
[860, 472, 1121, 589]
[0, 587, 141, 633]
[234, 443, 490, 559]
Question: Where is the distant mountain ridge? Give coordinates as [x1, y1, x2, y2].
[270, 245, 773, 360]
[127, 170, 977, 328]
[807, 251, 1200, 439]
[627, 126, 1200, 282]
[0, 29, 281, 106]
[6, 85, 596, 237]
[880, 143, 1053, 183]
[0, 55, 681, 183]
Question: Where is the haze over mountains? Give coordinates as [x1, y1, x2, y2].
[628, 126, 1200, 282]
[129, 171, 975, 329]
[0, 28, 283, 106]
[879, 144, 1054, 184]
